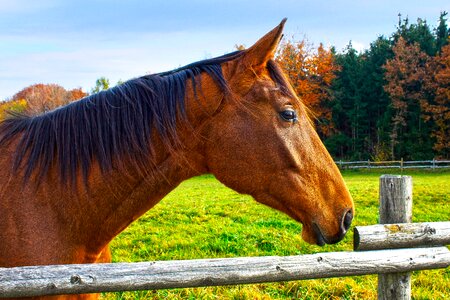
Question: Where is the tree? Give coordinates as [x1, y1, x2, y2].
[359, 37, 394, 161]
[11, 84, 87, 115]
[394, 15, 437, 56]
[422, 42, 450, 158]
[276, 38, 339, 137]
[328, 43, 366, 159]
[383, 37, 433, 159]
[0, 99, 27, 121]
[69, 88, 87, 101]
[435, 11, 449, 53]
[91, 77, 110, 94]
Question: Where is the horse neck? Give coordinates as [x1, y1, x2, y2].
[72, 73, 224, 256]
[79, 153, 198, 255]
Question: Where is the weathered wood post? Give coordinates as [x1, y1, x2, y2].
[378, 175, 413, 300]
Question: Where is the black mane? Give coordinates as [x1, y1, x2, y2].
[0, 51, 245, 185]
[0, 50, 289, 186]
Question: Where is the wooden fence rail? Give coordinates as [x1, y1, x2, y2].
[336, 159, 450, 170]
[354, 222, 450, 251]
[0, 247, 449, 297]
[0, 175, 449, 299]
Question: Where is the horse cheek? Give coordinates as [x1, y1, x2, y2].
[203, 114, 261, 195]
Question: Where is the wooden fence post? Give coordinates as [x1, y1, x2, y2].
[378, 175, 413, 300]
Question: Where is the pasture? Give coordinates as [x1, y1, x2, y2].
[103, 170, 450, 299]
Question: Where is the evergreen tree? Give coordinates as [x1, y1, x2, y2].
[359, 37, 394, 160]
[395, 14, 437, 55]
[435, 11, 449, 53]
[328, 43, 366, 159]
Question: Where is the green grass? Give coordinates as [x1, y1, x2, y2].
[103, 170, 450, 299]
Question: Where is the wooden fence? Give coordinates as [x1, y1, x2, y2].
[0, 175, 449, 299]
[336, 159, 450, 170]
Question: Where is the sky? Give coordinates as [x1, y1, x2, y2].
[0, 0, 448, 100]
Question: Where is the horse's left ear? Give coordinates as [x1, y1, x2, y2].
[241, 18, 286, 69]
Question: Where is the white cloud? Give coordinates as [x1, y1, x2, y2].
[351, 41, 367, 53]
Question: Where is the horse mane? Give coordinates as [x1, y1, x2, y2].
[0, 51, 290, 186]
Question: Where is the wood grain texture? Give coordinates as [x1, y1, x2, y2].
[379, 175, 413, 224]
[378, 175, 413, 300]
[0, 247, 449, 298]
[354, 222, 450, 251]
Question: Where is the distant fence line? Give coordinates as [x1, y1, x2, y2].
[336, 159, 450, 170]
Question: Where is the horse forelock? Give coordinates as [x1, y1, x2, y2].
[0, 51, 245, 186]
[266, 59, 298, 102]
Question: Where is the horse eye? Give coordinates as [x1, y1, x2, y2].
[280, 109, 298, 122]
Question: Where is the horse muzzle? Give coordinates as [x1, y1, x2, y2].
[312, 209, 353, 246]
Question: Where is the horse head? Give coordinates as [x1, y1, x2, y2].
[201, 19, 354, 245]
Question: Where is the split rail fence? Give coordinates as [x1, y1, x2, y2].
[0, 175, 449, 299]
[336, 159, 450, 170]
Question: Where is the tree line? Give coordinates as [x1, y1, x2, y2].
[277, 12, 449, 160]
[0, 77, 112, 120]
[1, 13, 449, 160]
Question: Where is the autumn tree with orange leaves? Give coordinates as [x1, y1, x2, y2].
[383, 37, 434, 159]
[276, 38, 339, 137]
[422, 42, 450, 158]
[11, 84, 87, 115]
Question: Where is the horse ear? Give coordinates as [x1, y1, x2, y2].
[241, 18, 286, 68]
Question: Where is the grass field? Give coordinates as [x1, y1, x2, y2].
[103, 170, 450, 299]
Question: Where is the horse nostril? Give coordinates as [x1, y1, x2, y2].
[342, 209, 353, 231]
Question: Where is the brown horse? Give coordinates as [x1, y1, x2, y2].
[0, 19, 353, 299]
